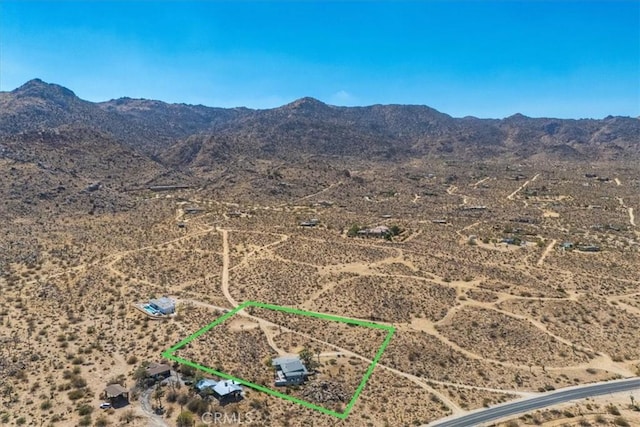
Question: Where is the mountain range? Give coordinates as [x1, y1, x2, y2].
[2, 79, 638, 164]
[1, 78, 638, 217]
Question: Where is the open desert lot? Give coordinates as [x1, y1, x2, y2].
[1, 156, 638, 427]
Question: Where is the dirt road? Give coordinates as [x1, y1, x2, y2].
[507, 174, 540, 200]
[537, 239, 557, 266]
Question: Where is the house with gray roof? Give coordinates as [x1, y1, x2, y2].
[195, 379, 242, 401]
[149, 297, 175, 315]
[272, 356, 309, 386]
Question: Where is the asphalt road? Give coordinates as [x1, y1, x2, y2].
[427, 377, 640, 427]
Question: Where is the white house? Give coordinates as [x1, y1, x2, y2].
[149, 297, 175, 315]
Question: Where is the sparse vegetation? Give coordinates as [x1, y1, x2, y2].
[0, 85, 638, 427]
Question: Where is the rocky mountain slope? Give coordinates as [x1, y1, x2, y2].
[1, 79, 638, 171]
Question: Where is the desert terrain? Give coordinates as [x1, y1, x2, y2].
[1, 157, 639, 427]
[0, 80, 639, 427]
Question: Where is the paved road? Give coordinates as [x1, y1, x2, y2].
[426, 377, 640, 427]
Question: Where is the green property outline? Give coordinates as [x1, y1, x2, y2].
[161, 300, 396, 419]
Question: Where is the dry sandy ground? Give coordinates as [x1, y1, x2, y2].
[1, 162, 638, 427]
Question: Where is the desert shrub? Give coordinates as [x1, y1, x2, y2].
[186, 397, 209, 415]
[119, 410, 138, 424]
[68, 389, 85, 400]
[614, 417, 630, 427]
[594, 414, 606, 424]
[607, 404, 621, 415]
[177, 393, 189, 406]
[166, 390, 178, 403]
[72, 376, 87, 388]
[77, 404, 93, 415]
[176, 412, 194, 427]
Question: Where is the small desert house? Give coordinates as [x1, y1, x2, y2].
[149, 297, 175, 315]
[196, 379, 243, 401]
[102, 383, 129, 406]
[299, 218, 319, 227]
[357, 225, 391, 238]
[272, 356, 309, 386]
[146, 363, 172, 380]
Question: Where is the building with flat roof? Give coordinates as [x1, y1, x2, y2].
[357, 225, 391, 238]
[272, 356, 309, 386]
[149, 297, 175, 315]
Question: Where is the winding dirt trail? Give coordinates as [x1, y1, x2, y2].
[472, 177, 490, 188]
[218, 227, 237, 308]
[616, 197, 636, 227]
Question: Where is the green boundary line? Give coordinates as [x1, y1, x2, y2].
[162, 300, 395, 419]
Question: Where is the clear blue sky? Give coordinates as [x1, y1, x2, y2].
[2, 1, 639, 118]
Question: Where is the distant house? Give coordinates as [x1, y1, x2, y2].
[272, 356, 309, 386]
[501, 238, 518, 245]
[560, 242, 574, 250]
[196, 379, 242, 401]
[184, 207, 204, 214]
[149, 297, 175, 315]
[299, 218, 319, 227]
[577, 245, 600, 252]
[146, 363, 171, 380]
[357, 225, 391, 238]
[148, 185, 191, 192]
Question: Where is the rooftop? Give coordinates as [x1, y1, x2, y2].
[213, 380, 242, 396]
[146, 363, 171, 377]
[150, 296, 174, 310]
[104, 384, 128, 398]
[273, 356, 308, 375]
[196, 379, 218, 391]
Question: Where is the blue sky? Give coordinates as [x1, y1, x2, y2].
[1, 1, 639, 118]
